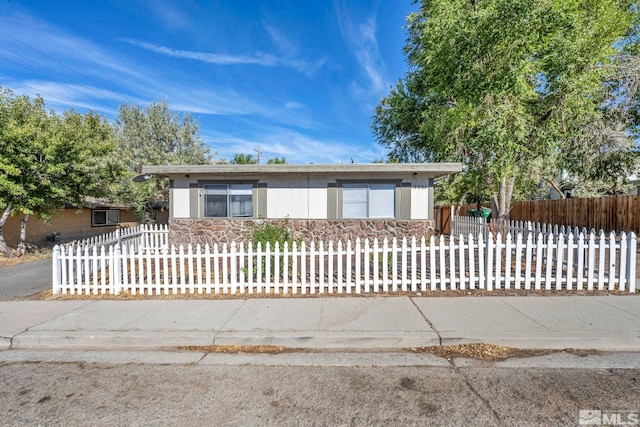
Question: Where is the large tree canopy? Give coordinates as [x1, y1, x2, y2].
[0, 86, 113, 255]
[109, 100, 213, 221]
[373, 0, 640, 218]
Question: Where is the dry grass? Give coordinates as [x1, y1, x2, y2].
[409, 343, 545, 360]
[408, 343, 601, 361]
[0, 249, 52, 269]
[174, 343, 601, 361]
[179, 345, 297, 354]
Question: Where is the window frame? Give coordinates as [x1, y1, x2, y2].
[201, 181, 257, 218]
[91, 209, 121, 227]
[339, 181, 398, 219]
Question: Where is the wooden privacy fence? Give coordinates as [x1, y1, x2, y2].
[52, 228, 637, 295]
[510, 196, 640, 233]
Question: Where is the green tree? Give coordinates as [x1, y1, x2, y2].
[110, 100, 212, 221]
[373, 0, 640, 218]
[231, 153, 258, 164]
[372, 157, 400, 163]
[0, 86, 113, 256]
[266, 156, 287, 164]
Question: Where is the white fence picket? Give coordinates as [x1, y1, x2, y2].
[52, 224, 638, 296]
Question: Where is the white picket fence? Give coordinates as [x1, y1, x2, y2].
[52, 226, 637, 295]
[60, 224, 169, 251]
[451, 214, 489, 237]
[451, 214, 592, 240]
[52, 224, 168, 293]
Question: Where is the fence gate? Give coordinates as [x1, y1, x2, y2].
[435, 205, 452, 235]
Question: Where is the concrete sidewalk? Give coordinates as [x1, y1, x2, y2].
[1, 296, 639, 352]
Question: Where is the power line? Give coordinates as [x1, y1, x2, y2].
[0, 29, 129, 105]
[0, 43, 124, 105]
[0, 52, 118, 107]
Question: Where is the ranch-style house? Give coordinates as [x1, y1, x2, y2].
[141, 162, 463, 246]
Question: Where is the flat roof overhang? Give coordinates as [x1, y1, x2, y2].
[142, 163, 463, 178]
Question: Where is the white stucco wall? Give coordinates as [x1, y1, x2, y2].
[171, 179, 191, 218]
[266, 181, 327, 219]
[172, 173, 438, 220]
[410, 181, 430, 220]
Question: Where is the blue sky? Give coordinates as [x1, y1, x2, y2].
[0, 0, 416, 164]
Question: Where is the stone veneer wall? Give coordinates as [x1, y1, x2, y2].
[169, 218, 435, 246]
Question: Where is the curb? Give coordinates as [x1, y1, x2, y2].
[7, 330, 640, 352]
[9, 331, 441, 351]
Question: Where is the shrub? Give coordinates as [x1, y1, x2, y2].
[251, 220, 294, 249]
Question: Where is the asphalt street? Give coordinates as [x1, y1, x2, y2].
[1, 258, 639, 426]
[1, 353, 639, 426]
[0, 258, 51, 300]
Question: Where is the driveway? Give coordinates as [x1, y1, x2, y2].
[0, 259, 51, 300]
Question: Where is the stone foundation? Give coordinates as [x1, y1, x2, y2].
[169, 218, 435, 246]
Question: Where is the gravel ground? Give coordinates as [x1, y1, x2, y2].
[1, 361, 639, 426]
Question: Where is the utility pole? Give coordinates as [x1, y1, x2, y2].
[254, 146, 261, 164]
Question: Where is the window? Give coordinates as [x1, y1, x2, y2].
[92, 209, 120, 227]
[204, 184, 253, 217]
[342, 183, 395, 218]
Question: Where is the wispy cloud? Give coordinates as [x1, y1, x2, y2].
[203, 126, 383, 164]
[122, 38, 326, 74]
[0, 19, 142, 90]
[264, 24, 300, 57]
[264, 24, 328, 75]
[0, 18, 139, 114]
[121, 39, 278, 66]
[285, 101, 303, 110]
[0, 14, 291, 119]
[0, 8, 380, 162]
[335, 1, 387, 97]
[137, 0, 191, 30]
[168, 86, 272, 117]
[5, 80, 129, 117]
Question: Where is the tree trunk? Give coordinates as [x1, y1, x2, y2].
[0, 204, 14, 258]
[490, 173, 516, 220]
[16, 213, 29, 257]
[547, 179, 566, 199]
[455, 191, 469, 215]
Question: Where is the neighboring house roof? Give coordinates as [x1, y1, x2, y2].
[80, 197, 134, 210]
[142, 163, 464, 178]
[61, 197, 167, 210]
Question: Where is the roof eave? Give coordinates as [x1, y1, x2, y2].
[141, 163, 464, 178]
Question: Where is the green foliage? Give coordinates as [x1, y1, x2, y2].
[373, 0, 640, 217]
[0, 85, 113, 254]
[249, 221, 296, 278]
[109, 99, 213, 221]
[372, 157, 400, 163]
[266, 156, 287, 164]
[0, 86, 113, 218]
[231, 153, 258, 164]
[251, 220, 294, 249]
